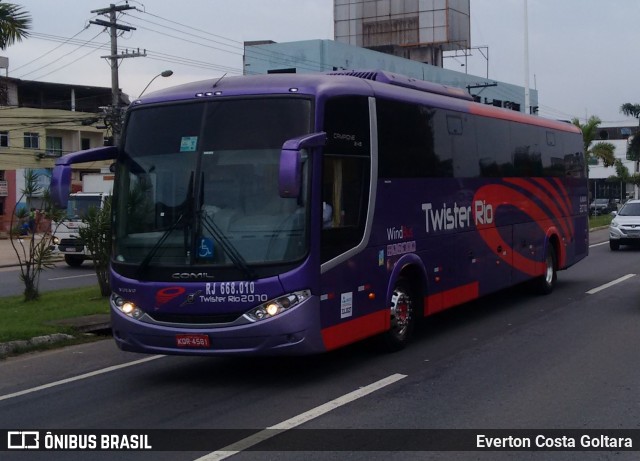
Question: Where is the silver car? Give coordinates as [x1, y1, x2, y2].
[609, 199, 640, 250]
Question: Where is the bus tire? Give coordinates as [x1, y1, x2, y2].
[64, 255, 84, 267]
[381, 278, 416, 352]
[533, 245, 557, 295]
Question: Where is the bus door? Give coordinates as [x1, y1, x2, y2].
[319, 96, 379, 346]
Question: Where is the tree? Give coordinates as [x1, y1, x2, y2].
[620, 103, 640, 197]
[78, 196, 112, 297]
[10, 170, 64, 301]
[0, 1, 31, 49]
[626, 133, 640, 162]
[620, 103, 640, 123]
[572, 116, 616, 167]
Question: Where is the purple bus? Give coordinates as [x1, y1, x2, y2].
[51, 71, 588, 356]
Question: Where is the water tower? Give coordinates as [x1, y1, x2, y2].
[334, 0, 471, 67]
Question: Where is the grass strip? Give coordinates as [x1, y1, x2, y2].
[0, 286, 109, 343]
[589, 214, 613, 229]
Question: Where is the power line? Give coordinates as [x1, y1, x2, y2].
[124, 11, 336, 73]
[11, 26, 92, 74]
[30, 39, 110, 82]
[16, 31, 107, 79]
[140, 9, 242, 48]
[131, 9, 335, 71]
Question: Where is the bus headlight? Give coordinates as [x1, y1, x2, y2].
[111, 293, 144, 319]
[52, 236, 60, 245]
[244, 290, 310, 322]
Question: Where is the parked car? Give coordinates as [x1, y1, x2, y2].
[609, 199, 640, 250]
[590, 198, 616, 215]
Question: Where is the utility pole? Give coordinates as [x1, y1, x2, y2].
[90, 3, 145, 144]
[523, 0, 531, 115]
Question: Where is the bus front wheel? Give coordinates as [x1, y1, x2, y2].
[381, 278, 416, 352]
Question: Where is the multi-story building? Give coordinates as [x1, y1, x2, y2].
[589, 122, 640, 202]
[0, 77, 126, 234]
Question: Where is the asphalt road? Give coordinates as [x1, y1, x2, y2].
[0, 260, 97, 297]
[1, 228, 639, 460]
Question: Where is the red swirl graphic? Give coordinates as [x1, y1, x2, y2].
[473, 180, 573, 276]
[155, 287, 186, 307]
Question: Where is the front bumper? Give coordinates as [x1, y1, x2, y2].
[609, 226, 640, 244]
[111, 295, 326, 356]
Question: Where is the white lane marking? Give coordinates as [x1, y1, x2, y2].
[194, 373, 408, 461]
[48, 273, 97, 281]
[586, 274, 636, 295]
[0, 355, 164, 402]
[589, 241, 608, 248]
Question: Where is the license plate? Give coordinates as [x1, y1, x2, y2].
[62, 247, 77, 252]
[176, 334, 210, 348]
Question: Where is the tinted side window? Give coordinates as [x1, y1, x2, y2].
[477, 118, 512, 177]
[377, 99, 451, 177]
[322, 96, 371, 263]
[324, 96, 370, 157]
[511, 123, 543, 176]
[561, 132, 586, 178]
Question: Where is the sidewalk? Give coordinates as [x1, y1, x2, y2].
[0, 234, 63, 268]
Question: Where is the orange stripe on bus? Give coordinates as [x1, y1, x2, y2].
[468, 104, 581, 133]
[321, 310, 389, 351]
[322, 281, 481, 350]
[425, 282, 480, 315]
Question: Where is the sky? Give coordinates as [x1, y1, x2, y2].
[2, 0, 639, 124]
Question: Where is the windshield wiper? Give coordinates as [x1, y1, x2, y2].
[199, 211, 256, 280]
[135, 213, 184, 278]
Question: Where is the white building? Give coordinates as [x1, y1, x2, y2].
[588, 122, 639, 202]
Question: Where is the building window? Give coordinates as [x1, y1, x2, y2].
[81, 138, 91, 150]
[24, 132, 39, 149]
[46, 136, 63, 157]
[0, 131, 8, 147]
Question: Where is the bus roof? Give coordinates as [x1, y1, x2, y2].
[131, 71, 580, 134]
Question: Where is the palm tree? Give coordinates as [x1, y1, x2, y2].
[621, 103, 640, 198]
[572, 116, 616, 167]
[620, 103, 640, 123]
[0, 1, 31, 50]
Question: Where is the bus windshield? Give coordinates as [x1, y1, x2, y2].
[113, 97, 312, 272]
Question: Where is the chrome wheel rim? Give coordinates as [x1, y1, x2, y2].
[390, 287, 412, 339]
[544, 252, 554, 286]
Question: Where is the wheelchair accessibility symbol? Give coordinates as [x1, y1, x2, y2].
[198, 238, 214, 259]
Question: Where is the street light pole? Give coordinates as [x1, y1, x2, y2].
[138, 70, 174, 99]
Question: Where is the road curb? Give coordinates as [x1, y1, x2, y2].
[0, 333, 75, 358]
[0, 316, 111, 359]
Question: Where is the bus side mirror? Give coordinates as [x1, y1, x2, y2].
[279, 149, 302, 198]
[50, 165, 72, 208]
[51, 146, 118, 208]
[279, 132, 326, 198]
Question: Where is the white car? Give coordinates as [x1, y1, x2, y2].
[609, 199, 640, 250]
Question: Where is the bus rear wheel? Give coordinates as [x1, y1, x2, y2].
[381, 278, 416, 351]
[533, 245, 557, 295]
